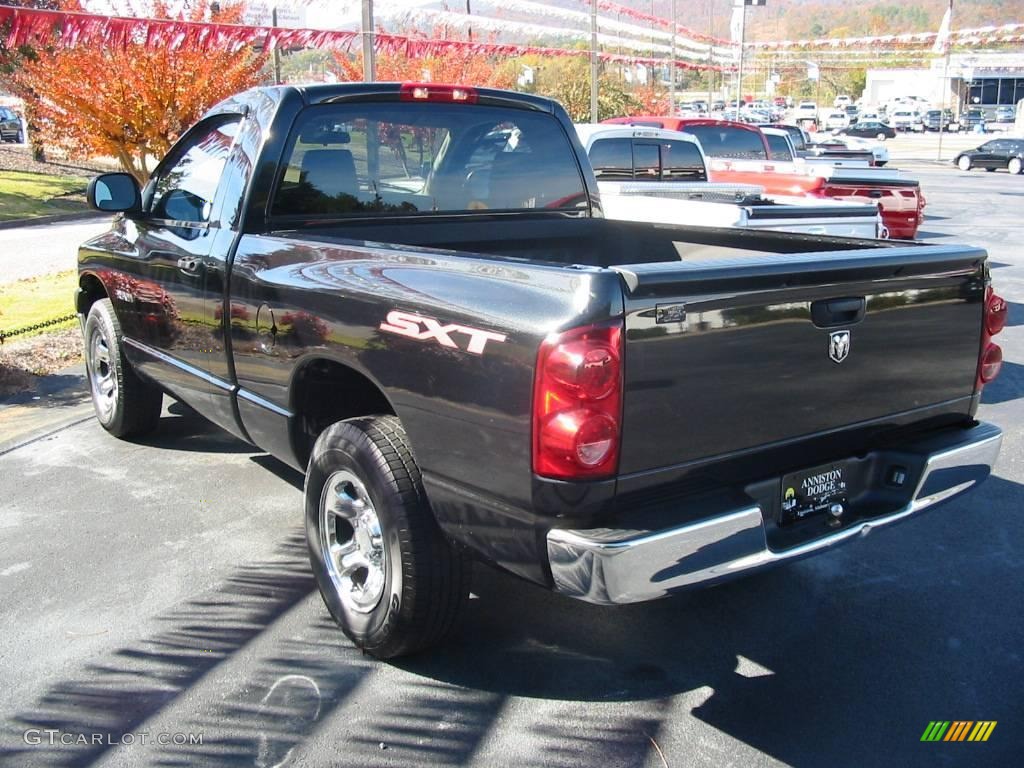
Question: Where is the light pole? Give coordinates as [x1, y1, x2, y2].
[670, 0, 677, 113]
[272, 6, 282, 85]
[735, 0, 766, 115]
[590, 0, 599, 122]
[707, 0, 714, 109]
[937, 0, 954, 161]
[361, 0, 376, 82]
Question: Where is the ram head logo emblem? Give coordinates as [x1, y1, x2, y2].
[829, 330, 851, 364]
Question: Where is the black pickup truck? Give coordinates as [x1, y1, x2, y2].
[78, 83, 1006, 658]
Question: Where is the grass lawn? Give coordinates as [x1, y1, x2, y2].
[0, 270, 78, 339]
[0, 170, 89, 221]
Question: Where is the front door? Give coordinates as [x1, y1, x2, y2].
[115, 116, 243, 415]
[973, 141, 1003, 169]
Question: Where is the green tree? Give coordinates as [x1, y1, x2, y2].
[529, 56, 641, 122]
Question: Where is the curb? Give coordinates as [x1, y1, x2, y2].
[0, 211, 110, 230]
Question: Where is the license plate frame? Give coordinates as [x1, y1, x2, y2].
[780, 460, 855, 525]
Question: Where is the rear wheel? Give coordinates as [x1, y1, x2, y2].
[876, 133, 887, 141]
[1009, 157, 1023, 175]
[84, 299, 163, 438]
[305, 416, 470, 658]
[957, 155, 972, 171]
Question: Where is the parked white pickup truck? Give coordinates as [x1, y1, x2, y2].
[576, 124, 882, 238]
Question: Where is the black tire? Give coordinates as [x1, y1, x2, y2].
[15, 129, 24, 144]
[83, 298, 163, 438]
[305, 415, 470, 659]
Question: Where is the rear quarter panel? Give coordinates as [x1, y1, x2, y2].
[227, 233, 624, 577]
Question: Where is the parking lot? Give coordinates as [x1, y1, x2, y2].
[1, 157, 1021, 767]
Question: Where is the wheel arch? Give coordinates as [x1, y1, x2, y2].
[77, 271, 108, 316]
[288, 354, 398, 470]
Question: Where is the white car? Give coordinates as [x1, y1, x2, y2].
[834, 95, 851, 108]
[824, 133, 890, 166]
[824, 111, 849, 130]
[796, 101, 818, 119]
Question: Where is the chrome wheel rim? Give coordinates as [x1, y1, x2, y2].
[319, 470, 387, 614]
[88, 326, 117, 421]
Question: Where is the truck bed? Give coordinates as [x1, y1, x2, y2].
[286, 215, 890, 270]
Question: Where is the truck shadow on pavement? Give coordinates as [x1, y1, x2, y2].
[4, 472, 1020, 767]
[981, 359, 1024, 405]
[131, 400, 255, 455]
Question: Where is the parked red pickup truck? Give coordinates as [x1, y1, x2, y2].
[602, 117, 925, 239]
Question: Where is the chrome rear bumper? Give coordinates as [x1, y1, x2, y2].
[546, 422, 1002, 605]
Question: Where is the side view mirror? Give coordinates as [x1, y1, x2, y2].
[87, 173, 142, 214]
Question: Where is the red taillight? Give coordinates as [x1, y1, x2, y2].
[977, 287, 1008, 388]
[399, 83, 478, 104]
[980, 343, 1003, 383]
[533, 321, 623, 480]
[986, 291, 1008, 336]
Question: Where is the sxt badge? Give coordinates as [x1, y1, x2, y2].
[379, 310, 507, 355]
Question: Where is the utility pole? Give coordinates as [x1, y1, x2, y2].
[361, 0, 376, 82]
[734, 0, 746, 114]
[272, 7, 282, 85]
[707, 0, 714, 109]
[466, 0, 472, 43]
[735, 1, 766, 115]
[670, 0, 677, 113]
[590, 0, 599, 122]
[937, 0, 954, 161]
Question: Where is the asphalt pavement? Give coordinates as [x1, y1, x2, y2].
[0, 218, 110, 284]
[0, 164, 1021, 767]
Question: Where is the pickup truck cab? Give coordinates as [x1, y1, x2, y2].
[604, 117, 924, 238]
[577, 124, 881, 238]
[79, 84, 1005, 658]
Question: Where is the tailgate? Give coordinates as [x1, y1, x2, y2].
[613, 243, 986, 475]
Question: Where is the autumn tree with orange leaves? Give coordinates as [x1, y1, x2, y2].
[330, 31, 517, 90]
[13, 1, 266, 182]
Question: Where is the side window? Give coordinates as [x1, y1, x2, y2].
[150, 119, 240, 224]
[661, 141, 706, 181]
[765, 134, 793, 161]
[684, 126, 766, 160]
[633, 143, 660, 180]
[588, 138, 633, 180]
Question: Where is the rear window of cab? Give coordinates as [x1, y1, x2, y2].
[271, 103, 588, 219]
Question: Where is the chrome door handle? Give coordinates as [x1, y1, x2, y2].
[177, 257, 200, 275]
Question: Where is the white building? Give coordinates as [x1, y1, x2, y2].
[865, 52, 1024, 116]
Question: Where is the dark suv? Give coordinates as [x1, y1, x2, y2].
[0, 107, 23, 143]
[960, 108, 987, 133]
[923, 109, 955, 132]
